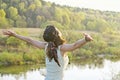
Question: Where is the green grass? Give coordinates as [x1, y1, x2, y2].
[0, 64, 44, 74]
[0, 49, 45, 66]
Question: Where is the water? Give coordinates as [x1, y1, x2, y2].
[0, 59, 120, 80]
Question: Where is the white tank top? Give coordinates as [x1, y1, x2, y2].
[45, 44, 69, 73]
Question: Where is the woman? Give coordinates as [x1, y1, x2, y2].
[3, 25, 93, 80]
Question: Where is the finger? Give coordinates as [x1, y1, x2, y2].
[83, 33, 87, 36]
[90, 38, 93, 41]
[2, 30, 7, 35]
[7, 31, 11, 34]
[3, 31, 10, 35]
[89, 36, 94, 41]
[8, 30, 13, 33]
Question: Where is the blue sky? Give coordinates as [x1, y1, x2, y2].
[43, 0, 120, 12]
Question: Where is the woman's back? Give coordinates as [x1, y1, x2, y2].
[45, 44, 69, 80]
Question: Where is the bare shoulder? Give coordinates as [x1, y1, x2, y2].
[32, 40, 47, 49]
[60, 43, 73, 52]
[39, 41, 47, 49]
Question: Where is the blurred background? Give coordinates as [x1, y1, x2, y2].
[0, 0, 120, 80]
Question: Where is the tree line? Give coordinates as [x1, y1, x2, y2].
[0, 0, 120, 33]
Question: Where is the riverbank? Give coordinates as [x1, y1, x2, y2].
[0, 58, 120, 80]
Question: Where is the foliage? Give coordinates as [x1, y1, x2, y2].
[0, 51, 24, 65]
[0, 49, 45, 66]
[0, 0, 119, 33]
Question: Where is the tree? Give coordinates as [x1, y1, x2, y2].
[54, 7, 63, 23]
[34, 0, 42, 8]
[95, 19, 111, 32]
[0, 0, 2, 9]
[0, 9, 9, 28]
[69, 12, 85, 29]
[62, 8, 70, 27]
[16, 15, 27, 27]
[18, 2, 26, 15]
[1, 3, 7, 9]
[86, 20, 97, 31]
[28, 4, 36, 11]
[36, 15, 45, 27]
[0, 17, 9, 28]
[0, 9, 6, 17]
[26, 17, 33, 27]
[8, 6, 18, 20]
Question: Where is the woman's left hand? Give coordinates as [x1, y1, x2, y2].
[83, 33, 93, 42]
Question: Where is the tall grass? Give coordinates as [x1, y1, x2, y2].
[0, 49, 45, 66]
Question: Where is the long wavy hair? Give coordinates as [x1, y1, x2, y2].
[43, 25, 66, 67]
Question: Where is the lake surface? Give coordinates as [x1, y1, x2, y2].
[0, 58, 120, 80]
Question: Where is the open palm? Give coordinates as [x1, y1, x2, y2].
[2, 30, 16, 36]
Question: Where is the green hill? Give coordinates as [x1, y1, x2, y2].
[0, 0, 120, 33]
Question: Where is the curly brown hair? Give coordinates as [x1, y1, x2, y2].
[43, 25, 66, 67]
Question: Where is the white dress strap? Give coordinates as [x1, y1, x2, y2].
[45, 43, 48, 52]
[57, 45, 63, 59]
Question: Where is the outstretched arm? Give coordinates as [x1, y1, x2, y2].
[3, 30, 47, 49]
[60, 33, 93, 52]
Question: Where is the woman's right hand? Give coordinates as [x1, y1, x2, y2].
[2, 30, 16, 36]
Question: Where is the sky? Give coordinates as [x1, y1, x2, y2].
[43, 0, 120, 12]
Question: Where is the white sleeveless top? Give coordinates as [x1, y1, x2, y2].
[44, 44, 69, 80]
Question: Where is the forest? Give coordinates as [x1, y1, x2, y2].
[0, 0, 120, 66]
[0, 0, 120, 31]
